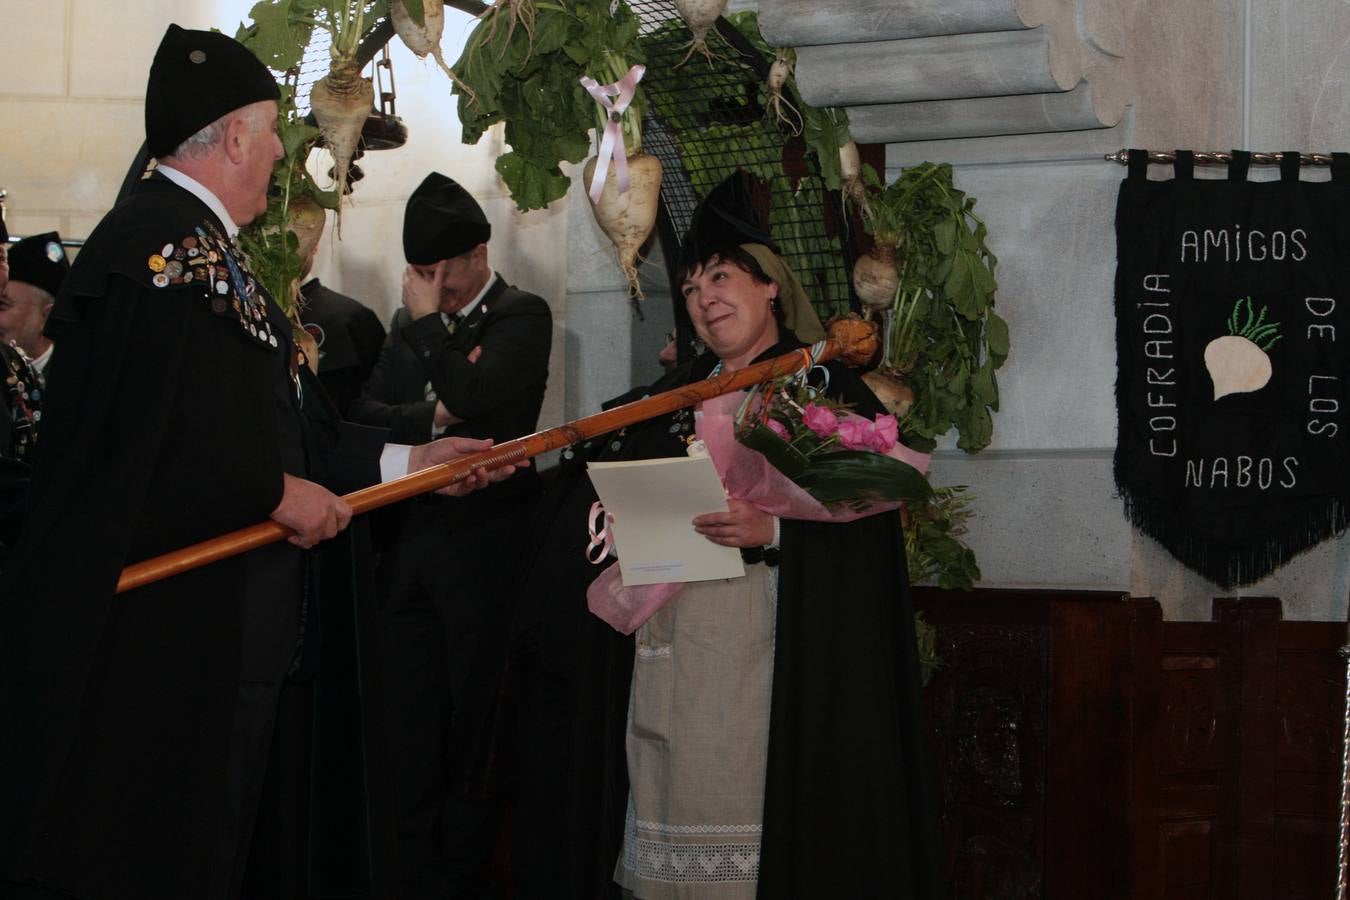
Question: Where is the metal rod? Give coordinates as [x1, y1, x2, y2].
[1338, 641, 1350, 900]
[1106, 149, 1338, 166]
[1338, 574, 1350, 900]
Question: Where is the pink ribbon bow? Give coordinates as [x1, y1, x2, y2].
[586, 501, 614, 565]
[579, 64, 646, 204]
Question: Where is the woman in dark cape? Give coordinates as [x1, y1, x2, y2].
[505, 210, 944, 899]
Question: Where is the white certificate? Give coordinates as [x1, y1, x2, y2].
[587, 455, 746, 586]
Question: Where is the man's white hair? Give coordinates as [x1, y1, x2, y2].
[8, 282, 55, 309]
[167, 104, 271, 161]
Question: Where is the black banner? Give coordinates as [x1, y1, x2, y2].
[1114, 149, 1350, 587]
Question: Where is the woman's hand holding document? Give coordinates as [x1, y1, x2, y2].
[586, 456, 745, 586]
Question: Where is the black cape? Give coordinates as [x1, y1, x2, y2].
[0, 176, 388, 900]
[507, 334, 945, 899]
[0, 343, 39, 561]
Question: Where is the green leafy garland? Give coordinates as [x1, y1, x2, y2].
[865, 162, 1008, 452]
[641, 13, 851, 317]
[451, 0, 647, 211]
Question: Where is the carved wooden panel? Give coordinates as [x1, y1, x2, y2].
[930, 623, 1048, 900]
[911, 590, 1345, 900]
[915, 588, 1143, 900]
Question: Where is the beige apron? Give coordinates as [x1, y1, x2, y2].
[616, 563, 776, 900]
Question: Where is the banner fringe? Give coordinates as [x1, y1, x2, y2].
[1116, 478, 1350, 588]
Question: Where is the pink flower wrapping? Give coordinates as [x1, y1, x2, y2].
[586, 392, 931, 634]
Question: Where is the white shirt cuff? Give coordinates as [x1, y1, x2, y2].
[768, 516, 781, 549]
[380, 443, 413, 483]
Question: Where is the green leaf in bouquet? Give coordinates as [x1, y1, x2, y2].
[738, 422, 811, 480]
[795, 451, 933, 506]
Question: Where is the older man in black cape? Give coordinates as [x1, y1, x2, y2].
[0, 25, 506, 900]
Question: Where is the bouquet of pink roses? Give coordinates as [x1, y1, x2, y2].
[584, 365, 933, 635]
[734, 372, 932, 509]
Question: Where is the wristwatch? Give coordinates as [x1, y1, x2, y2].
[740, 545, 781, 567]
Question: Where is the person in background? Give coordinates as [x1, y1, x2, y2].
[0, 231, 68, 384]
[348, 172, 552, 899]
[0, 220, 41, 565]
[295, 213, 386, 418]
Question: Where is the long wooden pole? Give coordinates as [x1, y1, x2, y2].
[116, 328, 875, 594]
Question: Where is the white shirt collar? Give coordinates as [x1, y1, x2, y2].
[31, 343, 53, 376]
[441, 272, 498, 326]
[155, 163, 240, 238]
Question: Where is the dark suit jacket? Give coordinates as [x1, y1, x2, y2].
[349, 274, 550, 525]
[299, 279, 386, 419]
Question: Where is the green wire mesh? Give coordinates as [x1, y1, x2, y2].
[629, 0, 858, 329]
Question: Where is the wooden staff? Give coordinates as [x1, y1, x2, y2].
[116, 320, 879, 593]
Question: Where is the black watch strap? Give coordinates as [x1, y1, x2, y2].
[740, 545, 780, 567]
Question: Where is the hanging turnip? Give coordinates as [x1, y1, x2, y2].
[287, 193, 327, 264]
[853, 242, 899, 318]
[863, 369, 915, 419]
[579, 55, 661, 299]
[299, 1, 387, 227]
[674, 0, 728, 66]
[765, 48, 803, 135]
[839, 138, 870, 218]
[310, 57, 373, 222]
[391, 0, 476, 104]
[584, 152, 663, 299]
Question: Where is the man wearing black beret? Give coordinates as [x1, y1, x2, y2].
[0, 220, 43, 566]
[349, 172, 552, 899]
[0, 25, 511, 900]
[0, 231, 69, 383]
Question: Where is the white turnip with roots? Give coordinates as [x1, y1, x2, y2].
[863, 369, 915, 419]
[839, 138, 870, 219]
[477, 0, 538, 59]
[853, 242, 899, 318]
[674, 0, 728, 66]
[287, 194, 327, 271]
[765, 49, 803, 135]
[309, 57, 373, 230]
[584, 151, 663, 300]
[391, 0, 477, 105]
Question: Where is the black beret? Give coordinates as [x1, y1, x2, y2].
[146, 24, 280, 158]
[403, 173, 491, 265]
[7, 232, 70, 299]
[682, 171, 780, 267]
